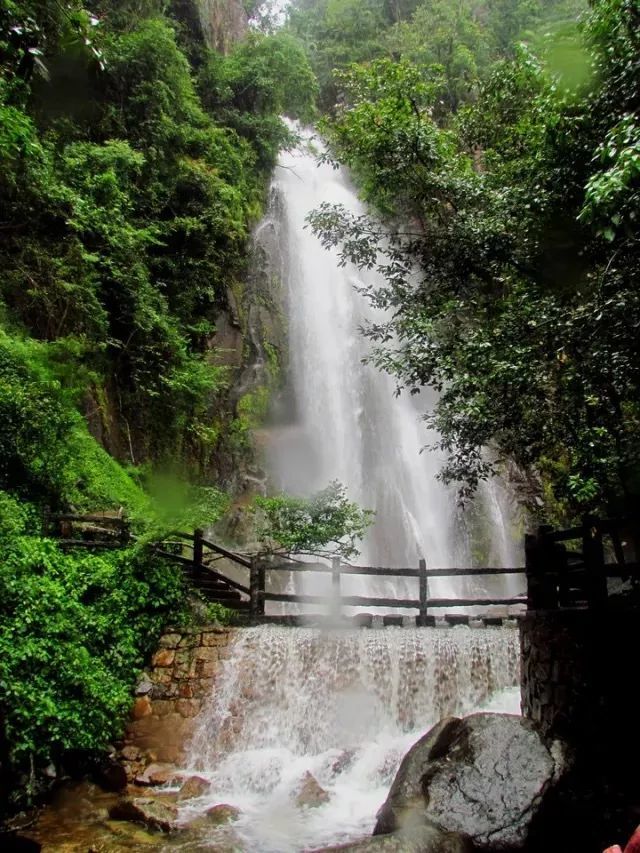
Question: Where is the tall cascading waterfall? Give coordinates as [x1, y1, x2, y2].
[263, 129, 522, 606]
[176, 134, 524, 852]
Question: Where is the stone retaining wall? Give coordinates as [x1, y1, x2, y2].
[122, 625, 235, 768]
[520, 609, 638, 755]
[520, 608, 640, 847]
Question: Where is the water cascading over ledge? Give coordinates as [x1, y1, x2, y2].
[166, 132, 523, 852]
[180, 625, 520, 852]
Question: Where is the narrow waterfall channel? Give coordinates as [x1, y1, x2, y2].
[173, 134, 524, 851]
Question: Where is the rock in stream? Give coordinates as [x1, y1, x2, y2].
[375, 713, 567, 851]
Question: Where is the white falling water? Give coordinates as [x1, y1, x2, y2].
[262, 129, 522, 607]
[182, 625, 520, 852]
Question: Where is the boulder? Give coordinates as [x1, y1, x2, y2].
[95, 757, 128, 792]
[177, 775, 211, 801]
[206, 803, 241, 825]
[294, 771, 330, 808]
[121, 745, 142, 762]
[134, 763, 176, 787]
[0, 835, 42, 852]
[375, 713, 566, 851]
[109, 796, 178, 832]
[330, 749, 356, 776]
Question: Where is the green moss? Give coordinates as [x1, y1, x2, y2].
[237, 386, 270, 428]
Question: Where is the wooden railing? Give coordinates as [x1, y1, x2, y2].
[43, 511, 130, 547]
[154, 529, 251, 597]
[525, 514, 640, 610]
[246, 556, 527, 620]
[44, 510, 639, 617]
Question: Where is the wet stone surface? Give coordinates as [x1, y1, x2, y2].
[375, 713, 566, 851]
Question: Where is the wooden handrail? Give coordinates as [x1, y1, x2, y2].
[201, 537, 252, 569]
[168, 530, 252, 569]
[48, 513, 127, 524]
[153, 548, 250, 596]
[47, 511, 640, 617]
[262, 562, 526, 577]
[260, 592, 527, 609]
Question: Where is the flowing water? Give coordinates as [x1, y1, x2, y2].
[23, 134, 524, 852]
[181, 625, 520, 852]
[262, 129, 522, 608]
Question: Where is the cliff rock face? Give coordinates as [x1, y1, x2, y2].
[171, 0, 248, 54]
[198, 0, 248, 52]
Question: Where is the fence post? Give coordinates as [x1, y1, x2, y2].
[556, 542, 570, 607]
[331, 556, 341, 619]
[529, 525, 562, 609]
[582, 514, 607, 609]
[258, 558, 266, 616]
[419, 558, 428, 626]
[525, 529, 550, 609]
[119, 512, 130, 545]
[250, 556, 260, 617]
[193, 528, 204, 577]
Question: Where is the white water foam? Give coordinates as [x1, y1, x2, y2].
[180, 625, 520, 852]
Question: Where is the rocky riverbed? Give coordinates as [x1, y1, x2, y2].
[7, 711, 571, 853]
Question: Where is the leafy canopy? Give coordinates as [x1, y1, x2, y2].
[309, 0, 640, 518]
[253, 481, 374, 559]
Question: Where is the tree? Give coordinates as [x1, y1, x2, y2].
[386, 0, 488, 112]
[308, 1, 640, 517]
[253, 481, 374, 559]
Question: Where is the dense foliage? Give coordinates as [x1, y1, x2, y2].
[0, 0, 315, 802]
[286, 0, 587, 110]
[307, 0, 640, 517]
[0, 326, 227, 802]
[0, 513, 185, 781]
[1, 0, 315, 466]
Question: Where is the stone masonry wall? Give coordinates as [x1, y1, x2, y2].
[520, 609, 640, 847]
[122, 625, 235, 770]
[520, 609, 638, 757]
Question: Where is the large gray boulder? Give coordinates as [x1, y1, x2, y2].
[375, 713, 566, 851]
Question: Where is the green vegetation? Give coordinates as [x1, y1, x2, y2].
[305, 0, 640, 518]
[0, 0, 315, 803]
[254, 480, 375, 559]
[286, 0, 587, 110]
[1, 0, 638, 813]
[0, 523, 184, 789]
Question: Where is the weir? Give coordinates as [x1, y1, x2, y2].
[178, 625, 520, 852]
[128, 133, 527, 849]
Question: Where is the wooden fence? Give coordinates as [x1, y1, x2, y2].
[247, 556, 526, 621]
[525, 514, 640, 610]
[43, 510, 639, 618]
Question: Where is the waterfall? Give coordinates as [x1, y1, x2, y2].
[182, 625, 520, 852]
[261, 129, 522, 609]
